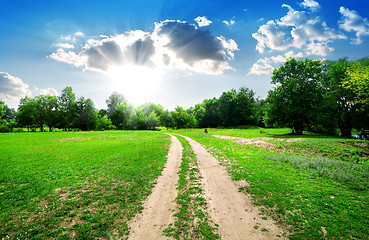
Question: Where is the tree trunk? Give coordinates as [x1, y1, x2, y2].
[293, 121, 304, 135]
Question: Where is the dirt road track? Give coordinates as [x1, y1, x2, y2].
[128, 134, 285, 239]
[181, 135, 285, 240]
[128, 135, 182, 240]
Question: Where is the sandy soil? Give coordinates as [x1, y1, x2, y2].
[181, 135, 286, 240]
[127, 135, 182, 240]
[213, 135, 304, 143]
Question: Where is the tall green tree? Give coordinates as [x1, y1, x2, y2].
[233, 87, 257, 126]
[0, 101, 16, 122]
[17, 97, 37, 131]
[74, 97, 98, 131]
[159, 110, 174, 129]
[106, 92, 126, 129]
[343, 61, 369, 134]
[125, 103, 137, 129]
[194, 98, 220, 128]
[265, 58, 325, 134]
[322, 58, 355, 137]
[136, 103, 161, 130]
[0, 101, 12, 132]
[58, 87, 77, 131]
[34, 95, 58, 132]
[218, 90, 236, 127]
[171, 106, 196, 129]
[0, 101, 5, 120]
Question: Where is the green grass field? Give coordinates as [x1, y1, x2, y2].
[1, 128, 368, 239]
[0, 131, 171, 239]
[171, 128, 369, 239]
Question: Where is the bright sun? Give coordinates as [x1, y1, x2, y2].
[106, 65, 163, 105]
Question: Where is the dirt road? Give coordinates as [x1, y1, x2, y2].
[128, 135, 182, 240]
[128, 134, 285, 239]
[181, 135, 285, 240]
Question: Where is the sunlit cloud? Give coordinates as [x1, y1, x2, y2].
[300, 0, 320, 11]
[49, 48, 84, 68]
[52, 43, 75, 49]
[75, 31, 84, 37]
[339, 7, 369, 45]
[36, 87, 59, 96]
[49, 20, 238, 75]
[194, 16, 212, 27]
[248, 51, 304, 75]
[252, 3, 345, 54]
[0, 72, 31, 101]
[249, 0, 346, 75]
[306, 41, 333, 56]
[223, 20, 235, 26]
[61, 35, 72, 41]
[155, 20, 237, 74]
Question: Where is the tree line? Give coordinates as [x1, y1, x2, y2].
[0, 57, 368, 138]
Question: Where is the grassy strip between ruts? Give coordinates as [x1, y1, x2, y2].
[171, 128, 369, 240]
[163, 135, 220, 239]
[0, 131, 170, 239]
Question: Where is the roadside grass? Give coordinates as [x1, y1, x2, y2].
[171, 128, 369, 239]
[0, 131, 170, 239]
[177, 128, 369, 164]
[276, 139, 369, 164]
[164, 135, 219, 239]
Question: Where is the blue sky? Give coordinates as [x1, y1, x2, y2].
[1, 0, 369, 110]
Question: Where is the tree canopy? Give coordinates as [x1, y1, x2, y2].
[265, 58, 325, 134]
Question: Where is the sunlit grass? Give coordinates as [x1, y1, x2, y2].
[172, 128, 369, 239]
[0, 131, 170, 239]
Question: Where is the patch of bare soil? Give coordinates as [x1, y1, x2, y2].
[213, 135, 304, 143]
[182, 135, 286, 240]
[213, 135, 305, 152]
[128, 135, 182, 240]
[344, 141, 369, 153]
[53, 138, 91, 142]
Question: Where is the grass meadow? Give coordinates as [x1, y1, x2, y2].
[171, 128, 369, 239]
[1, 128, 368, 239]
[0, 131, 170, 239]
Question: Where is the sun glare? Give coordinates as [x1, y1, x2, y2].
[106, 65, 163, 105]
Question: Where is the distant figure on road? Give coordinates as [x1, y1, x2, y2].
[204, 128, 208, 134]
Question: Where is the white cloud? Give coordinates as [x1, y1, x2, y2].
[339, 7, 369, 45]
[61, 35, 72, 41]
[248, 60, 275, 75]
[39, 88, 58, 96]
[0, 72, 31, 101]
[223, 20, 235, 26]
[248, 51, 304, 75]
[52, 43, 74, 49]
[50, 20, 238, 75]
[301, 0, 319, 11]
[154, 20, 237, 74]
[194, 16, 212, 27]
[306, 41, 333, 56]
[59, 32, 84, 44]
[252, 4, 345, 54]
[75, 31, 84, 37]
[49, 48, 84, 68]
[249, 1, 349, 75]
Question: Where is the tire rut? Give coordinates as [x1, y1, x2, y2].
[180, 135, 286, 240]
[128, 135, 182, 240]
